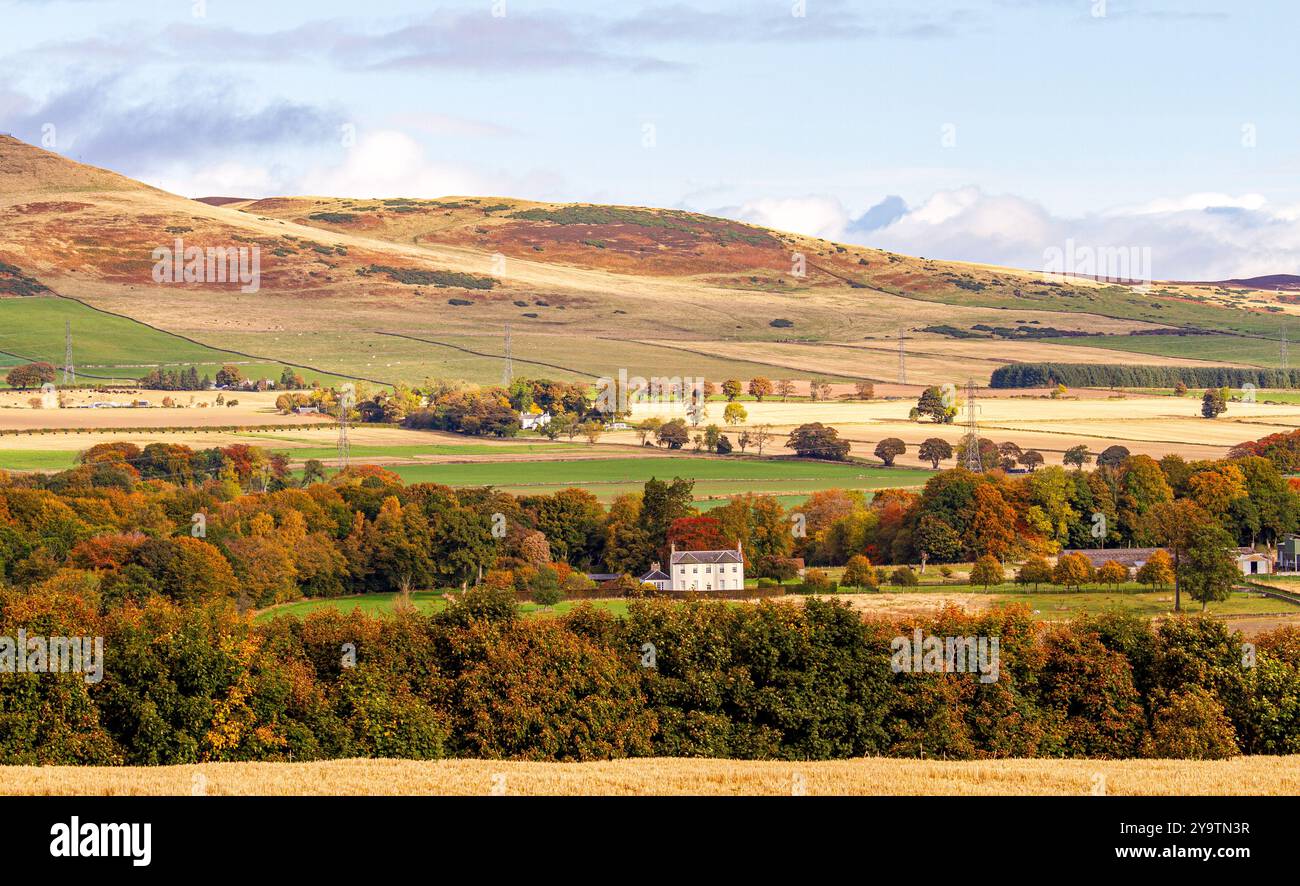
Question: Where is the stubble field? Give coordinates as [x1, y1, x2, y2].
[3, 756, 1297, 796]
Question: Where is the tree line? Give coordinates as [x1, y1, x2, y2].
[0, 588, 1295, 764]
[990, 362, 1300, 389]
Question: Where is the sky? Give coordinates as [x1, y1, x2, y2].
[1, 0, 1297, 280]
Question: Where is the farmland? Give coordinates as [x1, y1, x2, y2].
[382, 457, 929, 501]
[3, 755, 1297, 796]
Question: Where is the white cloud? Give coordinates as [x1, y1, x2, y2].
[839, 187, 1300, 281]
[297, 130, 487, 199]
[725, 195, 851, 240]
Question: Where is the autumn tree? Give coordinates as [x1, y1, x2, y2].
[723, 402, 748, 426]
[1147, 498, 1211, 612]
[873, 437, 906, 466]
[1015, 555, 1053, 590]
[786, 423, 851, 460]
[1053, 552, 1093, 591]
[5, 362, 55, 389]
[1018, 449, 1044, 472]
[656, 419, 690, 449]
[747, 377, 774, 401]
[215, 365, 244, 388]
[1096, 560, 1130, 589]
[917, 437, 953, 469]
[721, 379, 742, 401]
[970, 554, 1004, 589]
[1136, 549, 1174, 589]
[1201, 387, 1227, 419]
[842, 554, 878, 590]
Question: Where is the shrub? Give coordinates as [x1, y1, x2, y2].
[889, 566, 919, 587]
[1142, 686, 1239, 759]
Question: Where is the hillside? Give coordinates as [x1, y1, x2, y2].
[0, 135, 1289, 387]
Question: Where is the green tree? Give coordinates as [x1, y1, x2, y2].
[916, 386, 954, 423]
[1063, 445, 1092, 470]
[1180, 521, 1239, 611]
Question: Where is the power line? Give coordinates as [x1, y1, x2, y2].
[63, 320, 75, 386]
[961, 378, 983, 472]
[337, 385, 353, 470]
[897, 328, 907, 385]
[502, 323, 514, 386]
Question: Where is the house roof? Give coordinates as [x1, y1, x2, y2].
[1066, 546, 1267, 568]
[670, 549, 742, 565]
[640, 569, 669, 582]
[1064, 548, 1163, 567]
[586, 574, 621, 583]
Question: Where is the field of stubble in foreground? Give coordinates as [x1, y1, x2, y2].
[2, 757, 1298, 796]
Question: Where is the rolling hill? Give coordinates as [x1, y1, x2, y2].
[0, 134, 1291, 388]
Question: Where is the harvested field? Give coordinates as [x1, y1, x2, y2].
[3, 756, 1296, 796]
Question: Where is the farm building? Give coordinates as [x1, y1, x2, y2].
[519, 411, 551, 431]
[641, 544, 745, 591]
[1066, 546, 1272, 577]
[637, 566, 671, 591]
[1277, 535, 1300, 572]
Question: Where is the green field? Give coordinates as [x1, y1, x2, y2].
[0, 449, 80, 471]
[275, 442, 586, 460]
[254, 591, 630, 623]
[381, 458, 931, 501]
[1046, 332, 1284, 367]
[199, 329, 855, 387]
[0, 297, 357, 388]
[898, 281, 1289, 340]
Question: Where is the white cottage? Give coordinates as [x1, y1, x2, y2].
[641, 543, 745, 591]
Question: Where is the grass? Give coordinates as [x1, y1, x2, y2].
[4, 756, 1298, 795]
[254, 592, 630, 623]
[0, 449, 80, 471]
[381, 458, 930, 501]
[276, 442, 585, 460]
[0, 297, 356, 388]
[1047, 332, 1285, 367]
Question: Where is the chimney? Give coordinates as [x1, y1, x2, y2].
[651, 561, 660, 573]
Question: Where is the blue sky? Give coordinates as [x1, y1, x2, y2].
[2, 0, 1297, 279]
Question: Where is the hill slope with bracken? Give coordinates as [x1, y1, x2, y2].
[0, 134, 1285, 385]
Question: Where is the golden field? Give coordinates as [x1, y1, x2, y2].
[2, 756, 1297, 796]
[619, 393, 1300, 468]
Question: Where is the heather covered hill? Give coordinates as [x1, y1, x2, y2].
[0, 135, 1292, 386]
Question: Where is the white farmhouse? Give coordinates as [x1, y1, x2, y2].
[519, 411, 551, 431]
[640, 543, 745, 591]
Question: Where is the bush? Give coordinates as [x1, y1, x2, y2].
[1143, 686, 1239, 759]
[889, 566, 919, 587]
